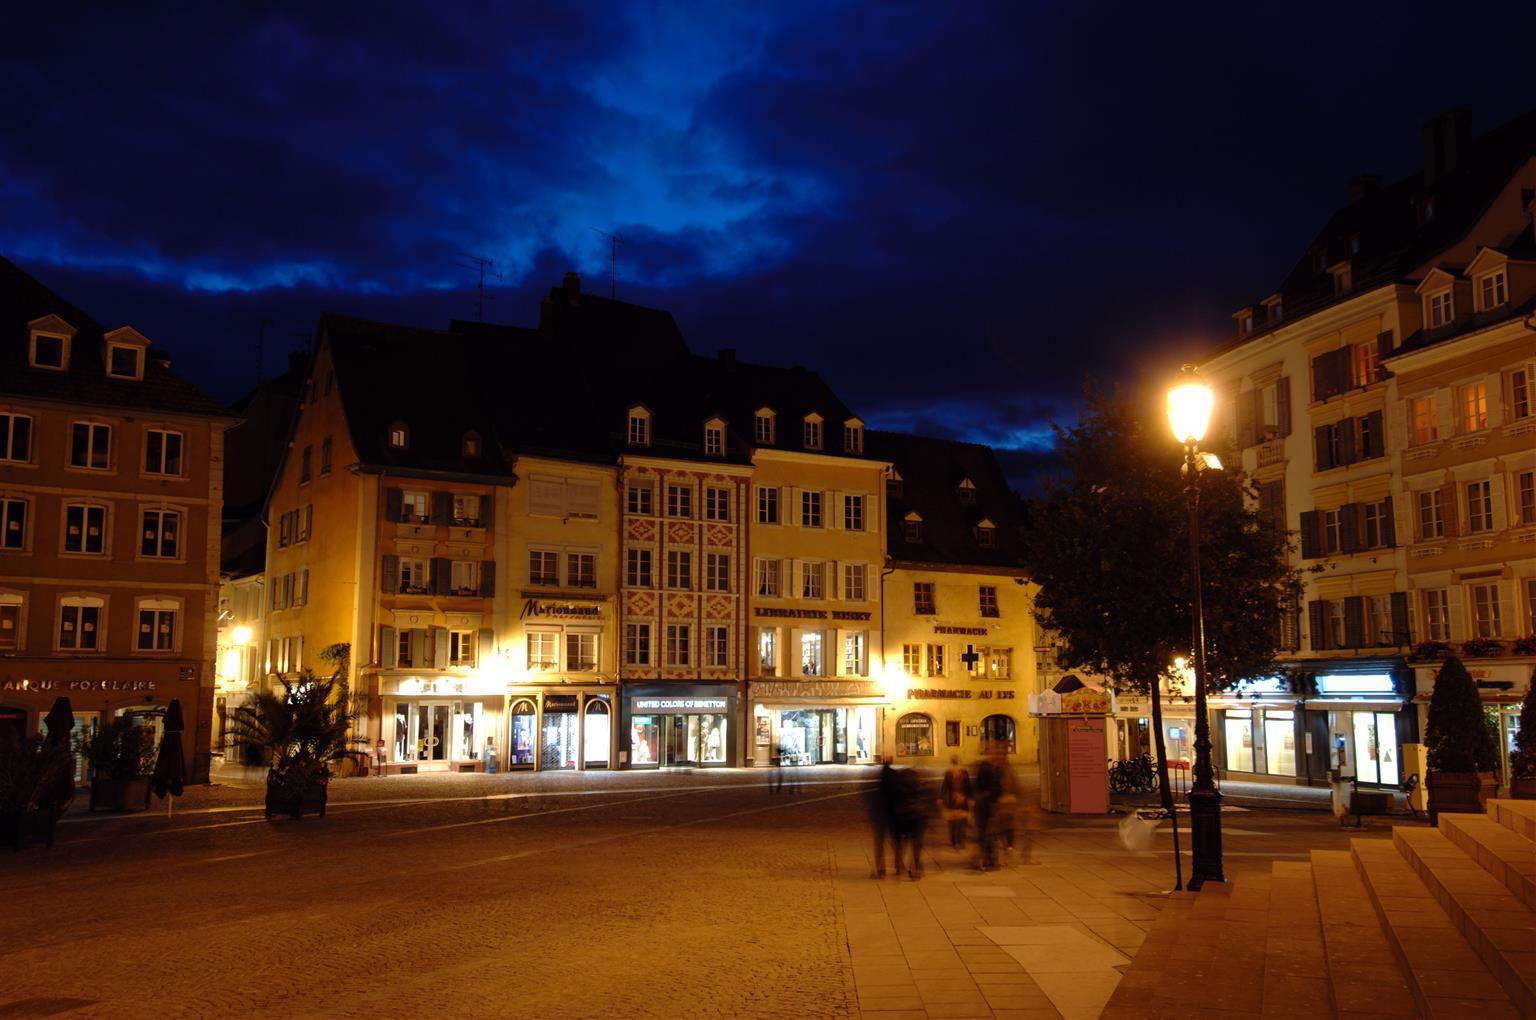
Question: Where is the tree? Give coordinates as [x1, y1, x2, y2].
[1510, 668, 1536, 782]
[1425, 655, 1497, 774]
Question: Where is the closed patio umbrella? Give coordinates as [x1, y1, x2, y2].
[150, 699, 186, 816]
[43, 696, 77, 813]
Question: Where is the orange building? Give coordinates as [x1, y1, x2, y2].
[0, 257, 235, 781]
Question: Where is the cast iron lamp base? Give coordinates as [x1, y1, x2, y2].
[1186, 786, 1225, 889]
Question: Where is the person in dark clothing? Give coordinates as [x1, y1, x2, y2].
[972, 754, 1001, 870]
[869, 754, 899, 877]
[939, 754, 973, 850]
[891, 767, 931, 879]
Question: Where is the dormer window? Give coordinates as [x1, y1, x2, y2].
[30, 333, 67, 370]
[887, 469, 903, 497]
[627, 406, 651, 447]
[388, 421, 409, 449]
[903, 512, 923, 544]
[462, 432, 481, 458]
[1477, 270, 1508, 310]
[843, 419, 864, 454]
[754, 409, 775, 445]
[957, 478, 977, 505]
[975, 519, 997, 549]
[108, 345, 142, 380]
[1329, 261, 1352, 296]
[1427, 289, 1454, 328]
[802, 414, 823, 451]
[1236, 312, 1254, 337]
[704, 419, 725, 457]
[1262, 295, 1283, 324]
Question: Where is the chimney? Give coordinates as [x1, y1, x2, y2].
[718, 348, 736, 365]
[1421, 108, 1472, 186]
[1348, 174, 1380, 203]
[562, 271, 581, 304]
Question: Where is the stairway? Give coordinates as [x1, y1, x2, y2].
[1103, 798, 1536, 1018]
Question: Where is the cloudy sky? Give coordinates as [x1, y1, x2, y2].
[3, 2, 1530, 487]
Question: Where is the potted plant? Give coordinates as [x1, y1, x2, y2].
[0, 731, 73, 848]
[1512, 636, 1536, 657]
[1461, 636, 1505, 658]
[1410, 640, 1452, 662]
[84, 717, 156, 812]
[1425, 655, 1500, 823]
[230, 671, 357, 820]
[1510, 671, 1536, 799]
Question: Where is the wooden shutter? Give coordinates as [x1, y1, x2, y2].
[477, 627, 495, 667]
[430, 492, 452, 525]
[381, 555, 399, 594]
[1237, 390, 1257, 449]
[1308, 600, 1329, 650]
[431, 627, 448, 669]
[1364, 410, 1384, 459]
[1339, 503, 1359, 554]
[1390, 591, 1410, 646]
[1311, 354, 1330, 402]
[1439, 481, 1459, 538]
[1329, 348, 1351, 397]
[1337, 417, 1357, 465]
[300, 568, 310, 606]
[430, 557, 450, 595]
[1343, 596, 1365, 648]
[830, 492, 844, 529]
[1276, 377, 1291, 437]
[480, 559, 495, 597]
[1489, 476, 1508, 533]
[1447, 585, 1465, 642]
[386, 488, 403, 522]
[480, 493, 494, 528]
[1313, 426, 1333, 471]
[1299, 510, 1320, 559]
[409, 628, 427, 665]
[1381, 497, 1396, 548]
[380, 625, 398, 668]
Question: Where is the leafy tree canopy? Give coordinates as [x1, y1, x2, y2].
[1022, 388, 1302, 697]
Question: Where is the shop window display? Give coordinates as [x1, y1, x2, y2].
[584, 700, 610, 767]
[630, 715, 659, 765]
[1263, 710, 1296, 776]
[896, 713, 934, 758]
[508, 700, 537, 766]
[542, 709, 578, 770]
[1223, 709, 1254, 772]
[981, 714, 1016, 753]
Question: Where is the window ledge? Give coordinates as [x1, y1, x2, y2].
[1505, 419, 1536, 438]
[1451, 432, 1489, 451]
[1405, 443, 1442, 462]
[1458, 537, 1495, 552]
[1409, 544, 1445, 559]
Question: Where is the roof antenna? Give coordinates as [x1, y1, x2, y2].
[457, 253, 502, 321]
[591, 228, 624, 298]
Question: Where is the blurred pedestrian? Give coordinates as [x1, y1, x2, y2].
[992, 750, 1019, 854]
[892, 767, 931, 879]
[869, 754, 898, 878]
[973, 751, 1001, 870]
[940, 754, 972, 850]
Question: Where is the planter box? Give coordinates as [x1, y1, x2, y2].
[1426, 770, 1498, 823]
[89, 776, 152, 813]
[1, 807, 61, 849]
[265, 779, 328, 820]
[1511, 776, 1536, 800]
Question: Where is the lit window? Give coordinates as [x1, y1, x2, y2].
[450, 561, 480, 595]
[1456, 382, 1487, 433]
[902, 643, 922, 676]
[801, 631, 824, 676]
[759, 629, 777, 676]
[388, 423, 408, 449]
[527, 631, 559, 672]
[843, 632, 867, 676]
[1409, 396, 1436, 445]
[451, 493, 481, 525]
[1478, 271, 1508, 310]
[1351, 343, 1378, 387]
[925, 643, 945, 676]
[398, 490, 428, 522]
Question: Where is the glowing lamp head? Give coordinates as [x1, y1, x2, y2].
[231, 625, 253, 645]
[1167, 365, 1214, 445]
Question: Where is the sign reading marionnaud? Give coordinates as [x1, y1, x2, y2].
[521, 599, 603, 620]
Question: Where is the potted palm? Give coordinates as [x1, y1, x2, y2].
[1425, 655, 1499, 823]
[1510, 671, 1536, 800]
[0, 731, 73, 848]
[84, 717, 156, 812]
[230, 671, 357, 820]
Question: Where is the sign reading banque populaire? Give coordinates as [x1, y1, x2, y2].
[521, 598, 603, 620]
[1, 678, 157, 692]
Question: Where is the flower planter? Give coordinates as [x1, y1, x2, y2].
[1511, 776, 1536, 800]
[89, 776, 152, 813]
[265, 778, 328, 820]
[1426, 770, 1498, 823]
[0, 806, 61, 849]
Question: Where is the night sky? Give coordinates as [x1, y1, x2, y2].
[3, 3, 1531, 488]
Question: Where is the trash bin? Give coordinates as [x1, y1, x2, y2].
[485, 738, 498, 775]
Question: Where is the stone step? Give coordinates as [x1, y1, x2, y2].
[1101, 892, 1196, 1019]
[1393, 827, 1536, 1016]
[1309, 849, 1417, 1017]
[1440, 812, 1536, 912]
[1263, 860, 1334, 1016]
[1489, 798, 1536, 841]
[1351, 838, 1520, 1017]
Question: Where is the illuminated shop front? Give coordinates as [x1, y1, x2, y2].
[1305, 668, 1415, 789]
[1410, 659, 1531, 788]
[746, 679, 883, 767]
[622, 684, 739, 767]
[380, 675, 503, 773]
[1207, 676, 1303, 785]
[510, 689, 615, 771]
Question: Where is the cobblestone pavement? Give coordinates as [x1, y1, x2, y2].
[0, 765, 1391, 1019]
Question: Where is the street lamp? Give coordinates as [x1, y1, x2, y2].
[1167, 364, 1224, 890]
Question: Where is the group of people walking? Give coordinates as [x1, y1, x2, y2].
[870, 751, 1020, 879]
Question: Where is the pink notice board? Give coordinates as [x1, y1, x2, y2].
[1067, 717, 1108, 813]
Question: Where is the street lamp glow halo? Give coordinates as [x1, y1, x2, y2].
[1167, 368, 1215, 445]
[231, 625, 253, 645]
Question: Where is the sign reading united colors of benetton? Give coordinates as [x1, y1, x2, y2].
[521, 598, 604, 620]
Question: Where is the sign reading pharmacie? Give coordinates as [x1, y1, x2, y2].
[520, 597, 606, 621]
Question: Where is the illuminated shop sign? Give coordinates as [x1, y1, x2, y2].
[906, 689, 1016, 701]
[521, 599, 603, 620]
[1314, 674, 1395, 696]
[934, 626, 988, 636]
[754, 608, 873, 621]
[1, 678, 158, 693]
[633, 698, 729, 711]
[751, 680, 884, 700]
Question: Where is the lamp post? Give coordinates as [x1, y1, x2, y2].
[1167, 364, 1224, 889]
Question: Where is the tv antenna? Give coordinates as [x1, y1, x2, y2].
[457, 253, 502, 321]
[590, 228, 624, 298]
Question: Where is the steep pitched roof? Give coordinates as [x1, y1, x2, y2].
[0, 255, 232, 418]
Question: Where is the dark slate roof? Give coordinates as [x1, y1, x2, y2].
[0, 255, 232, 418]
[223, 351, 305, 522]
[867, 429, 1026, 571]
[1211, 109, 1536, 356]
[1389, 292, 1536, 358]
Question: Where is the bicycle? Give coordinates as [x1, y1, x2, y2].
[1108, 754, 1161, 795]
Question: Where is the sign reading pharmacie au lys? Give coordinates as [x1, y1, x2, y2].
[520, 597, 605, 621]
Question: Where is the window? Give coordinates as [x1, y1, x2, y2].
[976, 522, 996, 548]
[1510, 368, 1531, 421]
[58, 598, 102, 650]
[566, 632, 597, 671]
[802, 561, 824, 599]
[903, 516, 923, 543]
[627, 485, 653, 515]
[63, 503, 106, 554]
[844, 632, 867, 676]
[666, 485, 692, 519]
[529, 550, 559, 586]
[452, 493, 482, 525]
[625, 623, 651, 666]
[844, 423, 863, 453]
[448, 630, 475, 666]
[843, 494, 864, 531]
[706, 626, 728, 667]
[320, 437, 332, 475]
[1466, 480, 1494, 534]
[705, 553, 730, 592]
[987, 648, 1012, 679]
[704, 423, 724, 456]
[1417, 490, 1444, 541]
[461, 432, 481, 458]
[926, 643, 946, 676]
[1364, 594, 1392, 646]
[666, 550, 692, 589]
[628, 411, 649, 446]
[1322, 508, 1342, 554]
[800, 490, 822, 527]
[755, 558, 780, 597]
[626, 548, 653, 587]
[801, 631, 824, 676]
[69, 422, 111, 470]
[1457, 382, 1487, 432]
[1478, 271, 1508, 310]
[140, 509, 180, 558]
[0, 413, 32, 462]
[136, 601, 177, 651]
[1519, 471, 1535, 527]
[398, 558, 427, 593]
[1325, 600, 1347, 649]
[843, 563, 866, 601]
[759, 629, 777, 676]
[300, 445, 312, 483]
[896, 714, 934, 757]
[705, 486, 730, 521]
[666, 624, 691, 666]
[1428, 289, 1454, 327]
[449, 560, 480, 595]
[1, 498, 27, 550]
[400, 490, 429, 522]
[0, 596, 19, 651]
[902, 643, 922, 676]
[1471, 583, 1502, 638]
[1351, 342, 1378, 388]
[887, 470, 903, 497]
[1424, 589, 1450, 642]
[958, 478, 977, 505]
[567, 552, 596, 589]
[388, 423, 408, 449]
[140, 429, 185, 476]
[31, 333, 66, 369]
[527, 631, 559, 671]
[1410, 396, 1437, 445]
[913, 582, 935, 614]
[1362, 501, 1388, 549]
[802, 416, 822, 450]
[757, 486, 779, 524]
[979, 586, 1000, 618]
[755, 411, 775, 444]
